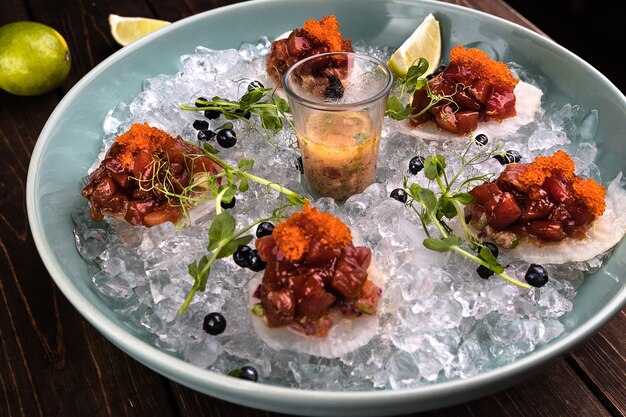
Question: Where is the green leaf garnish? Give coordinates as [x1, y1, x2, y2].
[251, 302, 264, 317]
[354, 132, 369, 144]
[261, 107, 282, 130]
[240, 88, 265, 108]
[217, 121, 234, 130]
[203, 143, 219, 155]
[454, 192, 474, 205]
[275, 97, 290, 113]
[404, 57, 429, 93]
[399, 139, 532, 290]
[479, 246, 498, 265]
[423, 236, 462, 252]
[178, 147, 308, 314]
[237, 158, 254, 172]
[385, 96, 412, 120]
[384, 58, 462, 122]
[417, 188, 437, 214]
[208, 211, 237, 251]
[423, 154, 446, 180]
[216, 234, 254, 259]
[180, 81, 296, 142]
[439, 195, 457, 219]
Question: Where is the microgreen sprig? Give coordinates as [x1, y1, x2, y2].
[201, 149, 307, 213]
[402, 140, 531, 289]
[178, 145, 307, 313]
[180, 201, 301, 313]
[384, 58, 461, 122]
[129, 145, 306, 227]
[180, 84, 294, 141]
[130, 153, 221, 224]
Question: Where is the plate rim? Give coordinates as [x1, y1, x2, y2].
[25, 0, 626, 413]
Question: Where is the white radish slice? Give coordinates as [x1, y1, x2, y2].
[275, 30, 292, 41]
[392, 81, 543, 141]
[248, 266, 385, 358]
[507, 173, 626, 264]
[187, 200, 215, 225]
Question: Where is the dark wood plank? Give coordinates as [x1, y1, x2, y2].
[143, 0, 249, 22]
[170, 354, 612, 417]
[0, 0, 179, 416]
[0, 0, 30, 23]
[171, 382, 280, 417]
[440, 0, 546, 35]
[159, 1, 619, 416]
[426, 359, 612, 417]
[569, 309, 626, 417]
[0, 93, 179, 417]
[505, 0, 624, 93]
[0, 0, 624, 416]
[19, 0, 161, 88]
[466, 360, 612, 417]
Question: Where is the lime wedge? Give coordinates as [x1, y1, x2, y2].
[109, 14, 171, 46]
[387, 13, 441, 78]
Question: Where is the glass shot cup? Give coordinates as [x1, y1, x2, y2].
[283, 52, 393, 202]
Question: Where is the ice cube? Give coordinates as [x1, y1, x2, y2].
[528, 129, 569, 151]
[183, 335, 222, 368]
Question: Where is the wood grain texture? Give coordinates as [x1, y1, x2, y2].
[569, 310, 626, 416]
[0, 0, 624, 416]
[1, 1, 183, 417]
[169, 353, 615, 417]
[444, 0, 545, 34]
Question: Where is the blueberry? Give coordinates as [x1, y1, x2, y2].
[324, 74, 344, 99]
[204, 109, 222, 120]
[248, 250, 266, 272]
[525, 264, 549, 287]
[483, 241, 499, 258]
[426, 64, 446, 80]
[408, 156, 425, 175]
[476, 265, 494, 279]
[256, 221, 274, 238]
[295, 156, 303, 173]
[247, 80, 265, 91]
[233, 245, 253, 268]
[217, 128, 237, 148]
[220, 196, 236, 209]
[474, 133, 488, 146]
[493, 150, 522, 165]
[239, 365, 259, 382]
[193, 119, 209, 131]
[202, 312, 226, 335]
[195, 96, 208, 107]
[390, 188, 408, 203]
[506, 150, 522, 163]
[234, 109, 251, 119]
[197, 129, 216, 142]
[493, 154, 506, 164]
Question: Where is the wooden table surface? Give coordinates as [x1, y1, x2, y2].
[1, 0, 624, 416]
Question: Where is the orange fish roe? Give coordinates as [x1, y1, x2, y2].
[115, 123, 170, 168]
[573, 177, 606, 217]
[517, 150, 576, 189]
[302, 15, 344, 52]
[449, 45, 518, 89]
[272, 202, 353, 261]
[514, 150, 606, 216]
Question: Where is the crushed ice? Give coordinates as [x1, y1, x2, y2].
[73, 40, 606, 390]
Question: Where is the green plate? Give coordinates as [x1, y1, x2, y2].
[26, 0, 626, 415]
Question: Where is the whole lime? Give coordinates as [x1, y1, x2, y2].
[0, 21, 71, 96]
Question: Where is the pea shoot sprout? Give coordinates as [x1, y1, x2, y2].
[400, 139, 532, 289]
